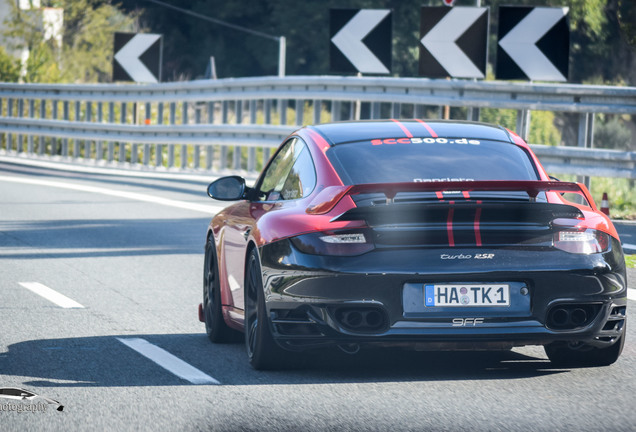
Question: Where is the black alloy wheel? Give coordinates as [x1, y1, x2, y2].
[544, 326, 625, 367]
[203, 236, 233, 343]
[244, 248, 287, 370]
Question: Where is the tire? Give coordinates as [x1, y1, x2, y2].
[203, 236, 234, 343]
[544, 330, 625, 367]
[244, 248, 288, 370]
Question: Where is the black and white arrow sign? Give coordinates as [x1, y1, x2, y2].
[113, 32, 162, 83]
[496, 7, 569, 82]
[330, 9, 392, 75]
[419, 7, 489, 79]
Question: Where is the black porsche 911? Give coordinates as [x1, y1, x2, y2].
[198, 120, 627, 370]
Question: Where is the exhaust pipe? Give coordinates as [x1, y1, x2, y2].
[335, 307, 388, 332]
[550, 308, 570, 327]
[344, 311, 363, 328]
[547, 304, 597, 329]
[570, 308, 588, 326]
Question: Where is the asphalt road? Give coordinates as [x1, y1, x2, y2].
[1, 158, 635, 432]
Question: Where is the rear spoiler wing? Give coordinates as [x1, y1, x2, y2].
[306, 180, 595, 215]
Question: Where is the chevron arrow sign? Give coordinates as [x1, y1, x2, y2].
[496, 6, 570, 82]
[330, 9, 392, 75]
[113, 33, 162, 83]
[419, 7, 489, 79]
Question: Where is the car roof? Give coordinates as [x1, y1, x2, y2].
[308, 120, 514, 146]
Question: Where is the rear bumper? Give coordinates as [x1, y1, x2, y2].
[259, 238, 627, 351]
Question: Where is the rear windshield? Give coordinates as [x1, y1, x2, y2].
[326, 138, 539, 184]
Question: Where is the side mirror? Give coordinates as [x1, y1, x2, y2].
[207, 176, 247, 201]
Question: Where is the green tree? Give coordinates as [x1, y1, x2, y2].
[0, 46, 20, 82]
[2, 0, 139, 83]
[594, 115, 632, 150]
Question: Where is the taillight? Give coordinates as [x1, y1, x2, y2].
[553, 229, 609, 254]
[290, 230, 375, 256]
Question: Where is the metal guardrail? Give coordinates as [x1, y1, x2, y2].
[1, 76, 635, 113]
[0, 76, 634, 177]
[530, 145, 636, 179]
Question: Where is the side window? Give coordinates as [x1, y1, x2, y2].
[257, 138, 316, 201]
[258, 139, 297, 201]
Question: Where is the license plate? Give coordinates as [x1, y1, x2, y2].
[425, 284, 510, 307]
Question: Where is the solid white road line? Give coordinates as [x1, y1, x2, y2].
[0, 154, 217, 182]
[623, 243, 636, 251]
[628, 289, 636, 302]
[0, 175, 225, 215]
[116, 337, 220, 385]
[19, 282, 84, 309]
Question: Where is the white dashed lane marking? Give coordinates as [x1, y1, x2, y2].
[19, 282, 84, 309]
[117, 338, 220, 385]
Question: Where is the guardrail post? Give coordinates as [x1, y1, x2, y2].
[236, 100, 243, 124]
[156, 103, 164, 168]
[193, 103, 201, 169]
[143, 102, 151, 166]
[168, 102, 176, 168]
[233, 101, 242, 170]
[73, 101, 81, 158]
[181, 101, 188, 169]
[248, 100, 257, 172]
[207, 102, 214, 124]
[414, 104, 424, 119]
[467, 107, 480, 122]
[62, 101, 69, 157]
[39, 100, 46, 155]
[220, 101, 229, 169]
[131, 102, 139, 165]
[369, 102, 379, 119]
[17, 98, 24, 153]
[86, 101, 93, 159]
[516, 109, 531, 141]
[295, 99, 303, 125]
[313, 100, 321, 124]
[222, 101, 229, 124]
[249, 100, 257, 124]
[119, 102, 127, 163]
[27, 100, 34, 154]
[331, 101, 340, 122]
[96, 102, 103, 163]
[206, 102, 214, 171]
[280, 99, 287, 125]
[577, 112, 594, 189]
[264, 99, 271, 124]
[107, 102, 115, 162]
[51, 100, 58, 155]
[391, 103, 400, 119]
[7, 98, 13, 151]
